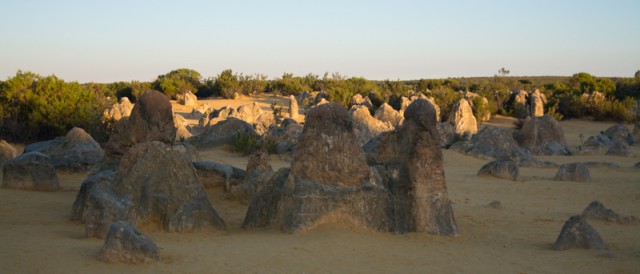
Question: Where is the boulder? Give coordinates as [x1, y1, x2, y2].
[349, 105, 394, 146]
[118, 142, 226, 232]
[105, 90, 175, 155]
[603, 124, 634, 145]
[23, 127, 105, 171]
[193, 161, 245, 190]
[233, 102, 263, 124]
[455, 126, 530, 160]
[528, 89, 545, 117]
[253, 112, 276, 136]
[2, 152, 60, 191]
[291, 103, 371, 186]
[399, 96, 412, 114]
[447, 98, 478, 137]
[374, 103, 403, 128]
[422, 96, 441, 122]
[436, 122, 456, 148]
[97, 221, 160, 264]
[509, 90, 529, 118]
[228, 149, 274, 202]
[173, 114, 192, 141]
[477, 158, 519, 181]
[243, 103, 390, 233]
[554, 163, 591, 182]
[72, 142, 226, 238]
[199, 106, 234, 127]
[189, 117, 256, 148]
[517, 115, 571, 155]
[605, 141, 634, 157]
[289, 95, 299, 119]
[262, 118, 303, 154]
[552, 215, 608, 250]
[582, 134, 613, 149]
[365, 99, 457, 235]
[351, 94, 374, 111]
[582, 201, 638, 225]
[181, 91, 197, 106]
[103, 97, 133, 121]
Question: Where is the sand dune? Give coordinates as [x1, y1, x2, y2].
[1, 96, 639, 273]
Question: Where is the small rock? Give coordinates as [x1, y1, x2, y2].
[554, 163, 591, 182]
[97, 221, 160, 264]
[552, 215, 608, 250]
[2, 152, 60, 191]
[605, 141, 634, 157]
[582, 201, 638, 225]
[487, 200, 503, 209]
[477, 158, 519, 181]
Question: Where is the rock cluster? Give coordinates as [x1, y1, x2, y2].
[243, 101, 457, 235]
[23, 127, 104, 171]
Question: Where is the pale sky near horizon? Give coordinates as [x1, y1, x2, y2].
[1, 0, 639, 83]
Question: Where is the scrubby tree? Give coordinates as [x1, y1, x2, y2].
[154, 68, 202, 99]
[213, 69, 241, 99]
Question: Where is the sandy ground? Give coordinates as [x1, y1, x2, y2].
[1, 97, 639, 273]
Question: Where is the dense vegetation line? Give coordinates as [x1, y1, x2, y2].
[1, 69, 639, 143]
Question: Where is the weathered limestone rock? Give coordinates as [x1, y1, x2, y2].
[119, 142, 226, 232]
[477, 158, 519, 181]
[228, 149, 274, 202]
[447, 98, 478, 137]
[374, 103, 403, 128]
[509, 90, 529, 118]
[199, 106, 234, 127]
[193, 161, 245, 190]
[464, 92, 491, 122]
[583, 134, 613, 150]
[292, 103, 371, 186]
[189, 117, 256, 148]
[399, 96, 412, 114]
[103, 97, 133, 121]
[0, 140, 18, 164]
[365, 99, 458, 235]
[605, 141, 634, 157]
[262, 118, 303, 154]
[2, 152, 60, 191]
[105, 90, 175, 155]
[529, 89, 545, 117]
[517, 115, 571, 155]
[455, 126, 530, 160]
[554, 163, 591, 182]
[72, 142, 226, 238]
[253, 112, 275, 136]
[552, 215, 608, 250]
[582, 201, 638, 225]
[23, 127, 105, 171]
[436, 122, 456, 148]
[349, 105, 394, 146]
[351, 94, 374, 111]
[97, 221, 160, 264]
[181, 91, 197, 106]
[173, 114, 192, 141]
[487, 200, 503, 209]
[233, 102, 263, 124]
[289, 95, 299, 119]
[604, 124, 634, 145]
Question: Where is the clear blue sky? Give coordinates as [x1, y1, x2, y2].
[1, 0, 639, 83]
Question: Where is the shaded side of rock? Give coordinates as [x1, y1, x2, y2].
[262, 118, 302, 154]
[118, 142, 226, 232]
[517, 115, 571, 155]
[605, 141, 634, 157]
[105, 90, 175, 155]
[189, 117, 256, 148]
[2, 152, 60, 191]
[604, 124, 634, 145]
[97, 221, 160, 264]
[582, 201, 638, 225]
[23, 127, 105, 171]
[228, 149, 275, 203]
[477, 158, 519, 180]
[436, 122, 456, 148]
[291, 103, 371, 186]
[554, 163, 591, 182]
[552, 215, 608, 250]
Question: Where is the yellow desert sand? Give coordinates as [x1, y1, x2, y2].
[1, 95, 639, 273]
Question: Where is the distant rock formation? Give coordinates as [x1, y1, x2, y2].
[554, 163, 591, 182]
[447, 98, 477, 137]
[2, 152, 60, 191]
[23, 127, 105, 171]
[103, 97, 133, 121]
[374, 103, 403, 128]
[517, 115, 571, 155]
